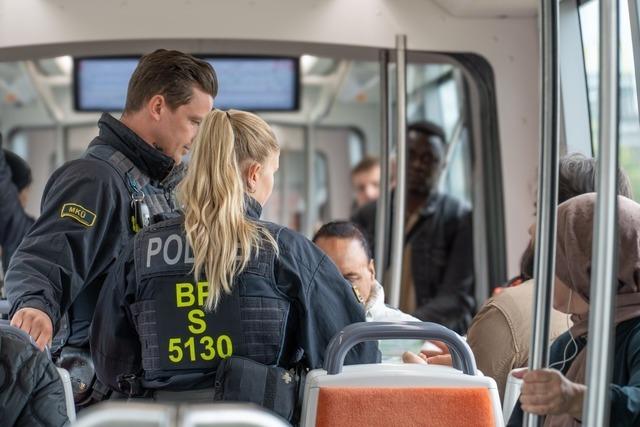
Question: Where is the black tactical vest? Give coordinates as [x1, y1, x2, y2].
[131, 217, 290, 390]
[52, 143, 183, 351]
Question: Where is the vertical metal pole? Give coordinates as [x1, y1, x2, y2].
[304, 124, 316, 238]
[375, 50, 391, 283]
[583, 0, 619, 425]
[388, 35, 408, 308]
[628, 0, 640, 127]
[525, 0, 560, 426]
[55, 125, 66, 168]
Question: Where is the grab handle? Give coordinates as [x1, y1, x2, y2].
[323, 321, 476, 376]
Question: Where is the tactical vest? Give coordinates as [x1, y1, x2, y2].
[84, 143, 183, 232]
[52, 143, 182, 351]
[130, 217, 290, 390]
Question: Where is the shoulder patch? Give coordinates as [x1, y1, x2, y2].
[60, 203, 97, 227]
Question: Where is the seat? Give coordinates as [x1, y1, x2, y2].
[72, 402, 290, 427]
[300, 322, 503, 427]
[72, 402, 175, 427]
[502, 369, 524, 423]
[179, 403, 290, 427]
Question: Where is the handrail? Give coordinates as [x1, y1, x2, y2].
[583, 0, 620, 424]
[323, 321, 476, 376]
[525, 0, 560, 426]
[374, 49, 391, 283]
[387, 34, 408, 308]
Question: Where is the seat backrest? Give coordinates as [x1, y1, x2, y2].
[178, 403, 290, 427]
[72, 402, 175, 427]
[502, 369, 524, 422]
[56, 367, 76, 422]
[301, 364, 503, 427]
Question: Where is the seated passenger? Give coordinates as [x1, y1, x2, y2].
[351, 121, 474, 333]
[351, 156, 381, 211]
[91, 110, 378, 406]
[508, 193, 640, 426]
[313, 220, 416, 322]
[0, 324, 68, 426]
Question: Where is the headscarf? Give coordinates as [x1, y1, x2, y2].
[546, 193, 640, 427]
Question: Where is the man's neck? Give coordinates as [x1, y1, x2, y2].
[120, 114, 154, 148]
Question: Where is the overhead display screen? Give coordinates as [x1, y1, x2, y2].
[74, 56, 300, 112]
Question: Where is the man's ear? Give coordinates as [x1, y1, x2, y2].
[368, 259, 376, 280]
[147, 95, 165, 121]
[246, 161, 263, 193]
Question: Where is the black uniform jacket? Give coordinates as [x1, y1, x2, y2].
[5, 114, 181, 347]
[91, 197, 379, 394]
[351, 191, 475, 333]
[0, 324, 68, 426]
[0, 148, 35, 270]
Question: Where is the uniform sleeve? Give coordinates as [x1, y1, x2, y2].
[91, 240, 142, 393]
[413, 208, 475, 332]
[4, 160, 126, 328]
[0, 149, 35, 265]
[466, 303, 519, 400]
[609, 329, 640, 427]
[276, 230, 380, 369]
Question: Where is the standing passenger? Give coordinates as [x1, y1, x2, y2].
[352, 121, 474, 333]
[5, 49, 217, 405]
[351, 156, 381, 211]
[91, 110, 378, 417]
[0, 133, 35, 273]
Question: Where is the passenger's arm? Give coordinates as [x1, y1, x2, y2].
[278, 230, 379, 369]
[6, 161, 125, 338]
[466, 303, 520, 400]
[91, 240, 142, 393]
[413, 209, 474, 331]
[609, 331, 640, 426]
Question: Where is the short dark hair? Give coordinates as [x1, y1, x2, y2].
[4, 149, 32, 191]
[313, 221, 372, 260]
[407, 121, 446, 165]
[124, 49, 218, 113]
[558, 153, 633, 203]
[352, 156, 380, 177]
[407, 121, 446, 143]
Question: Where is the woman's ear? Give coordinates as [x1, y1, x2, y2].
[246, 161, 263, 193]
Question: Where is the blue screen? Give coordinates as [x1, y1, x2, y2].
[74, 56, 299, 112]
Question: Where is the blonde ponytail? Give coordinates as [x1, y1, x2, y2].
[179, 109, 279, 310]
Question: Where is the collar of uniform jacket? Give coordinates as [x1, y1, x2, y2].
[244, 195, 262, 220]
[95, 113, 179, 182]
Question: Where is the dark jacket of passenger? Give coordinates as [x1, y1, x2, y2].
[351, 191, 475, 333]
[5, 113, 182, 348]
[91, 196, 379, 394]
[0, 148, 35, 270]
[0, 324, 68, 426]
[508, 316, 640, 426]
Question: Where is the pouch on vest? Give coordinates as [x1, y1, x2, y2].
[214, 356, 303, 423]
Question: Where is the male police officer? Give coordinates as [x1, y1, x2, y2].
[5, 49, 216, 403]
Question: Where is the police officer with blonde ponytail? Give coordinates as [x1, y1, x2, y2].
[91, 109, 378, 421]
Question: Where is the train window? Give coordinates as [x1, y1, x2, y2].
[580, 0, 640, 200]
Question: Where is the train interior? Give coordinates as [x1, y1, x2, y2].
[0, 0, 638, 425]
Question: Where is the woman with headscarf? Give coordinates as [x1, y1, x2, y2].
[508, 193, 640, 426]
